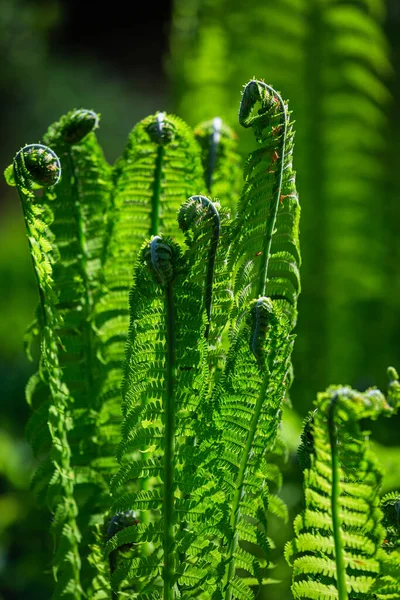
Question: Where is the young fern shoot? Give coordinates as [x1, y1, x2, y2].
[7, 145, 83, 600]
[230, 79, 300, 328]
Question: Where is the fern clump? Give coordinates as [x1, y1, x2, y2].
[5, 78, 400, 600]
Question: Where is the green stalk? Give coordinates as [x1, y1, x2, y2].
[203, 199, 220, 340]
[328, 393, 348, 600]
[151, 144, 165, 236]
[223, 373, 270, 599]
[163, 280, 176, 600]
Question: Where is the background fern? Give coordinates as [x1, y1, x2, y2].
[169, 0, 392, 407]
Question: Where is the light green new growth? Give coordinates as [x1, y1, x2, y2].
[7, 78, 399, 600]
[10, 145, 82, 600]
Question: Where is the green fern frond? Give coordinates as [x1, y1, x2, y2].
[370, 490, 400, 599]
[178, 194, 232, 351]
[8, 144, 82, 599]
[93, 112, 205, 458]
[204, 297, 293, 599]
[286, 383, 397, 600]
[229, 80, 300, 329]
[110, 235, 219, 599]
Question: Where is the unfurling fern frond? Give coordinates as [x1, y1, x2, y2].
[286, 376, 399, 600]
[93, 113, 205, 462]
[194, 117, 242, 213]
[8, 145, 82, 599]
[34, 110, 115, 592]
[230, 80, 300, 329]
[208, 297, 293, 599]
[109, 235, 217, 598]
[178, 194, 232, 351]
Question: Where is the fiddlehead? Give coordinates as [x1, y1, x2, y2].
[8, 144, 82, 599]
[230, 80, 300, 329]
[179, 195, 221, 340]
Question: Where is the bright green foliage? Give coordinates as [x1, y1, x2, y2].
[93, 113, 205, 473]
[10, 145, 82, 599]
[6, 79, 399, 600]
[109, 235, 214, 597]
[286, 375, 399, 600]
[25, 111, 114, 591]
[211, 298, 293, 599]
[169, 0, 392, 404]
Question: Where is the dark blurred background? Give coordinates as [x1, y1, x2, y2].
[1, 0, 399, 598]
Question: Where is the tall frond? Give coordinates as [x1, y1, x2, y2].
[209, 298, 293, 599]
[7, 145, 82, 599]
[109, 235, 218, 598]
[94, 114, 205, 458]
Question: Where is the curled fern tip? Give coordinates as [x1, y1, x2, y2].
[61, 109, 99, 144]
[14, 144, 61, 187]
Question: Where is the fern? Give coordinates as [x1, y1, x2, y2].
[285, 371, 399, 600]
[7, 145, 82, 599]
[109, 235, 214, 598]
[371, 491, 400, 599]
[7, 75, 399, 600]
[370, 370, 400, 599]
[93, 112, 205, 456]
[211, 298, 294, 599]
[230, 79, 300, 330]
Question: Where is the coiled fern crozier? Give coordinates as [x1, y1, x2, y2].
[5, 79, 399, 599]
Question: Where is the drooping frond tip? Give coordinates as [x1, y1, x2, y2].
[61, 109, 99, 144]
[248, 296, 274, 369]
[239, 79, 286, 132]
[146, 111, 177, 145]
[143, 235, 183, 287]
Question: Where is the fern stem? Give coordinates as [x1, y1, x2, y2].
[151, 145, 165, 236]
[203, 200, 220, 339]
[163, 280, 176, 600]
[328, 393, 348, 600]
[223, 372, 270, 599]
